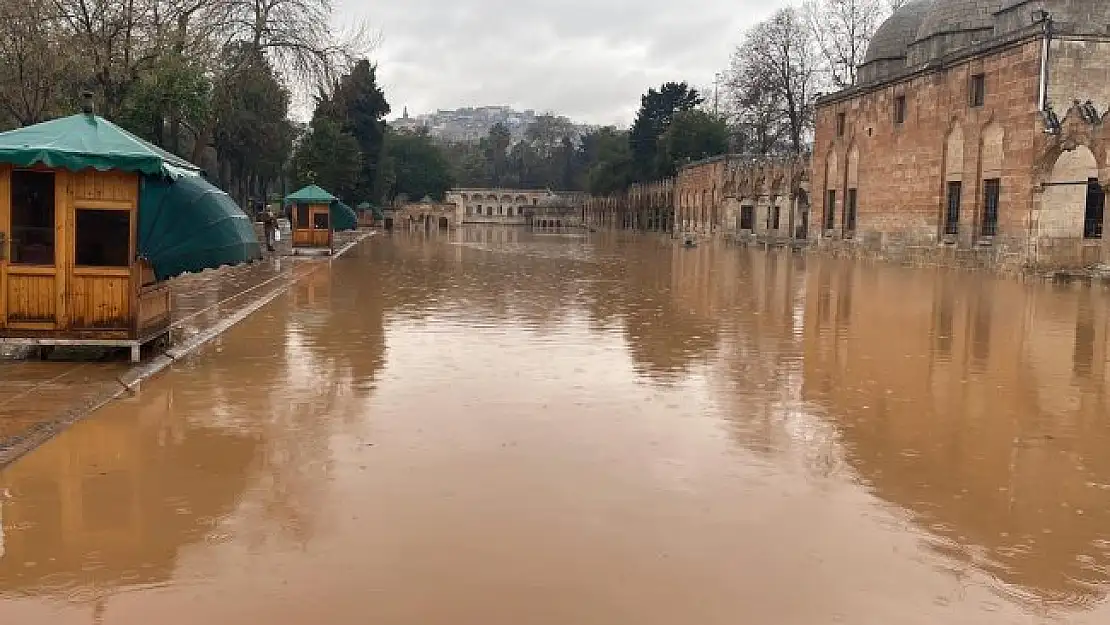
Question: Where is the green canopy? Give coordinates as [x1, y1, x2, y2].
[0, 113, 261, 279]
[332, 201, 358, 231]
[285, 185, 337, 204]
[139, 175, 262, 280]
[0, 113, 200, 177]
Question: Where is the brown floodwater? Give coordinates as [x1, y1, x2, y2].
[1, 229, 1109, 624]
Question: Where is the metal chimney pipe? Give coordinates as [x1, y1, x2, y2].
[81, 91, 95, 115]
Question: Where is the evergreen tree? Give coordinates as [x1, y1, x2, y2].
[629, 82, 702, 182]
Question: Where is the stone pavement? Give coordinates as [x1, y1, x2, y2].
[0, 229, 373, 467]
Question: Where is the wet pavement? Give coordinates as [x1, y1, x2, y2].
[1, 228, 1109, 624]
[0, 228, 370, 464]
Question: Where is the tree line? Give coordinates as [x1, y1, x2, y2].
[425, 0, 906, 198]
[0, 0, 906, 207]
[0, 0, 382, 209]
[436, 85, 727, 197]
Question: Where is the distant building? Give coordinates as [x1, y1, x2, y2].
[812, 0, 1110, 270]
[448, 189, 561, 225]
[388, 107, 597, 143]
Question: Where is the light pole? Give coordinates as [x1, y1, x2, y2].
[713, 72, 723, 117]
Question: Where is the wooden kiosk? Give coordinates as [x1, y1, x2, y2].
[0, 99, 261, 361]
[286, 186, 359, 255]
[287, 185, 337, 253]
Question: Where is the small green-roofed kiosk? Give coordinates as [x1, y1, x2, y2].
[0, 96, 261, 361]
[285, 185, 357, 254]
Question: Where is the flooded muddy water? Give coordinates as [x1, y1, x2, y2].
[1, 229, 1109, 624]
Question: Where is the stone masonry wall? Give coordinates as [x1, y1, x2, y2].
[1049, 39, 1110, 116]
[813, 37, 1045, 271]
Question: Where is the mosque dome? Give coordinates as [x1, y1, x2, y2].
[858, 0, 1110, 86]
[862, 0, 935, 65]
[858, 0, 935, 85]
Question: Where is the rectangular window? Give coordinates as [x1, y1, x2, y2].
[836, 113, 846, 136]
[739, 205, 754, 230]
[75, 209, 130, 267]
[981, 178, 1000, 237]
[486, 206, 492, 216]
[825, 190, 837, 231]
[312, 211, 330, 230]
[10, 170, 56, 265]
[1085, 178, 1104, 239]
[970, 74, 985, 108]
[296, 203, 309, 229]
[894, 96, 906, 125]
[772, 206, 781, 230]
[945, 181, 962, 236]
[845, 189, 858, 235]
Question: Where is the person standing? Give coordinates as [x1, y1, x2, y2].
[261, 206, 277, 252]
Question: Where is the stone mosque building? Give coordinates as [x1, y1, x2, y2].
[586, 0, 1110, 271]
[813, 0, 1110, 269]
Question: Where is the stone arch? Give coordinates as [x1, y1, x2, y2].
[939, 124, 966, 235]
[846, 143, 860, 189]
[981, 123, 1004, 178]
[945, 124, 965, 182]
[1040, 145, 1099, 239]
[824, 151, 839, 190]
[822, 149, 839, 231]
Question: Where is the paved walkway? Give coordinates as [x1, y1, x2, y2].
[0, 229, 373, 466]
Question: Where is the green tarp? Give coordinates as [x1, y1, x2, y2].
[140, 175, 262, 280]
[332, 201, 358, 231]
[0, 113, 200, 178]
[285, 185, 337, 204]
[0, 112, 261, 279]
[286, 185, 357, 231]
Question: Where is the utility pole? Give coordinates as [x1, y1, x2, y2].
[713, 72, 723, 117]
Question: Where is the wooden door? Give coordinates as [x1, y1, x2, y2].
[0, 167, 62, 331]
[310, 206, 331, 248]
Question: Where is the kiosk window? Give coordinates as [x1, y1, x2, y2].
[75, 209, 130, 267]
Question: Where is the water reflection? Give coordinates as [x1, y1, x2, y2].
[0, 228, 1108, 623]
[800, 263, 1110, 610]
[0, 383, 258, 598]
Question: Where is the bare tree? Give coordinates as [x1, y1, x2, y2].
[806, 0, 895, 89]
[0, 1, 76, 126]
[723, 70, 787, 155]
[727, 7, 821, 154]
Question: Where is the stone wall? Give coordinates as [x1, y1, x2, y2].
[583, 35, 1110, 272]
[674, 155, 809, 243]
[389, 201, 459, 231]
[814, 36, 1044, 272]
[449, 188, 555, 225]
[582, 155, 808, 243]
[812, 30, 1110, 272]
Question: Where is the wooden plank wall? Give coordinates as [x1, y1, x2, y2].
[71, 272, 131, 328]
[5, 273, 56, 322]
[1, 167, 140, 333]
[137, 283, 171, 336]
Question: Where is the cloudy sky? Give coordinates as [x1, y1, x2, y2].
[334, 0, 790, 127]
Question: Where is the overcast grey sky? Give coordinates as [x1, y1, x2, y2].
[334, 0, 789, 127]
